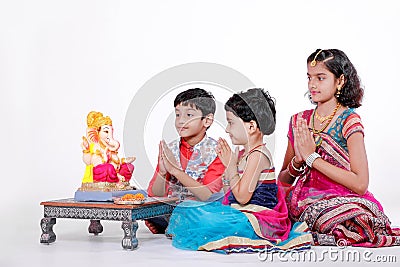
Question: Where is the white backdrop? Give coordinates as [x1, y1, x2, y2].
[1, 0, 399, 262]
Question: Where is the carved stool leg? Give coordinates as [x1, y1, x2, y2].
[88, 220, 103, 235]
[121, 221, 138, 250]
[40, 217, 56, 244]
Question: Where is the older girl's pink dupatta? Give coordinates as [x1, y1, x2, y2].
[286, 109, 400, 247]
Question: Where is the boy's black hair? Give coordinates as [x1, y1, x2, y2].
[174, 88, 216, 118]
[225, 88, 276, 135]
[307, 49, 364, 108]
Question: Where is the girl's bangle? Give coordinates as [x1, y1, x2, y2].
[222, 173, 240, 186]
[293, 156, 302, 165]
[287, 164, 298, 178]
[222, 178, 230, 186]
[306, 152, 321, 168]
[221, 174, 230, 186]
[291, 156, 306, 172]
[287, 157, 306, 178]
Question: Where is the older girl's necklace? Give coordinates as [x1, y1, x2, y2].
[312, 102, 341, 146]
[315, 112, 331, 125]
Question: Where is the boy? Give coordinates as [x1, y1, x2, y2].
[146, 88, 225, 233]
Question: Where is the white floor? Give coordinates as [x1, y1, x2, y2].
[2, 214, 399, 267]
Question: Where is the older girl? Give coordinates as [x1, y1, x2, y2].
[278, 49, 400, 247]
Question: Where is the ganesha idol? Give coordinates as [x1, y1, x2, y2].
[78, 111, 136, 192]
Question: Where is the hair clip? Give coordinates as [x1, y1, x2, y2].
[310, 49, 324, 67]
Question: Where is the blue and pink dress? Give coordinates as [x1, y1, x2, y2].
[166, 145, 311, 253]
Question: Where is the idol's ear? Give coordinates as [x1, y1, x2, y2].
[86, 127, 99, 143]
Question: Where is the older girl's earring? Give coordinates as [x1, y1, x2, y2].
[335, 86, 342, 98]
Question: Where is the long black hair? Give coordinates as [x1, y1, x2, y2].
[308, 49, 364, 108]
